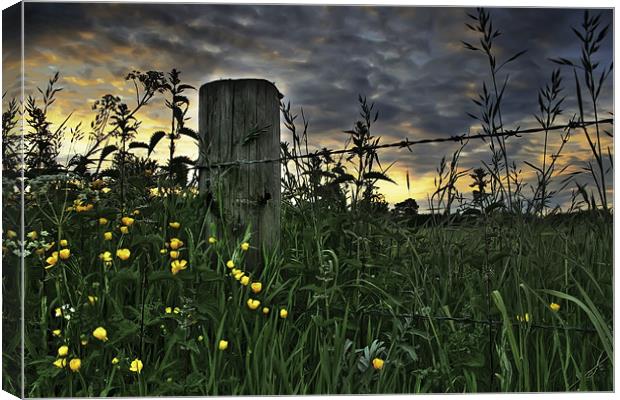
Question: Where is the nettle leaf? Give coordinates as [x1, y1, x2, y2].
[128, 141, 149, 150]
[363, 171, 395, 183]
[178, 127, 199, 141]
[149, 131, 167, 156]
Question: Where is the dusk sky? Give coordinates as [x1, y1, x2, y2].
[2, 2, 614, 209]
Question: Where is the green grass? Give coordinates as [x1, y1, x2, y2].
[1, 176, 613, 396]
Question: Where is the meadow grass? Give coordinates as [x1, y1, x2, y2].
[1, 176, 612, 396]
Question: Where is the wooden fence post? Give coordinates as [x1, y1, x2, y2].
[198, 79, 281, 264]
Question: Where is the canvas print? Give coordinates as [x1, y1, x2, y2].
[1, 1, 614, 397]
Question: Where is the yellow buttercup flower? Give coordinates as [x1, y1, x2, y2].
[60, 239, 68, 247]
[226, 260, 235, 269]
[129, 358, 143, 373]
[121, 217, 135, 226]
[92, 326, 108, 342]
[240, 276, 250, 286]
[6, 230, 17, 239]
[171, 259, 188, 275]
[100, 251, 113, 266]
[279, 309, 288, 319]
[26, 231, 38, 240]
[35, 248, 46, 256]
[99, 217, 108, 225]
[58, 345, 69, 357]
[234, 272, 244, 281]
[132, 210, 140, 216]
[120, 226, 129, 234]
[69, 358, 81, 372]
[208, 236, 217, 244]
[241, 242, 250, 251]
[173, 307, 181, 314]
[53, 358, 66, 368]
[52, 329, 61, 337]
[165, 307, 172, 314]
[103, 232, 113, 241]
[54, 307, 62, 317]
[45, 253, 59, 269]
[116, 248, 131, 261]
[101, 187, 111, 194]
[81, 338, 88, 346]
[246, 298, 261, 310]
[169, 222, 181, 229]
[160, 248, 167, 254]
[88, 295, 98, 305]
[262, 307, 270, 315]
[169, 250, 180, 260]
[198, 335, 204, 342]
[372, 358, 385, 370]
[169, 238, 184, 250]
[231, 268, 240, 275]
[251, 282, 262, 294]
[218, 340, 228, 350]
[59, 248, 71, 260]
[516, 313, 531, 322]
[550, 303, 560, 312]
[111, 357, 119, 365]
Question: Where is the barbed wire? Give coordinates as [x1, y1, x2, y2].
[195, 118, 613, 169]
[363, 310, 600, 333]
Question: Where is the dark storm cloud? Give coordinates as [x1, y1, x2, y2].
[18, 3, 613, 206]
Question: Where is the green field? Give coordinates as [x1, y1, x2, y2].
[1, 176, 613, 395]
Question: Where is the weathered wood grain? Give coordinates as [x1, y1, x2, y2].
[198, 79, 281, 266]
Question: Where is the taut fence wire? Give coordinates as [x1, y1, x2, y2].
[195, 118, 613, 169]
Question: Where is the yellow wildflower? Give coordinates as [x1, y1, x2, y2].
[92, 326, 108, 342]
[26, 231, 38, 240]
[129, 358, 143, 374]
[279, 309, 288, 319]
[116, 248, 131, 261]
[251, 282, 262, 294]
[100, 251, 113, 266]
[103, 232, 113, 241]
[58, 345, 69, 357]
[132, 210, 140, 216]
[165, 307, 172, 314]
[240, 276, 250, 286]
[218, 340, 228, 350]
[52, 329, 61, 337]
[262, 307, 270, 315]
[53, 358, 66, 368]
[198, 335, 204, 342]
[54, 307, 62, 317]
[171, 259, 188, 275]
[226, 260, 235, 269]
[208, 236, 217, 244]
[160, 248, 167, 254]
[169, 222, 181, 229]
[372, 358, 385, 370]
[59, 248, 71, 260]
[169, 238, 184, 250]
[234, 272, 244, 281]
[88, 295, 98, 305]
[69, 358, 81, 372]
[121, 217, 135, 226]
[120, 226, 129, 234]
[101, 187, 111, 194]
[112, 357, 119, 365]
[99, 217, 108, 225]
[6, 230, 17, 239]
[241, 242, 250, 251]
[35, 248, 46, 256]
[45, 253, 59, 269]
[169, 250, 180, 259]
[173, 307, 181, 314]
[246, 298, 261, 310]
[59, 239, 68, 247]
[550, 303, 560, 312]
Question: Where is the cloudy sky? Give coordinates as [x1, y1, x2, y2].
[2, 2, 614, 209]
